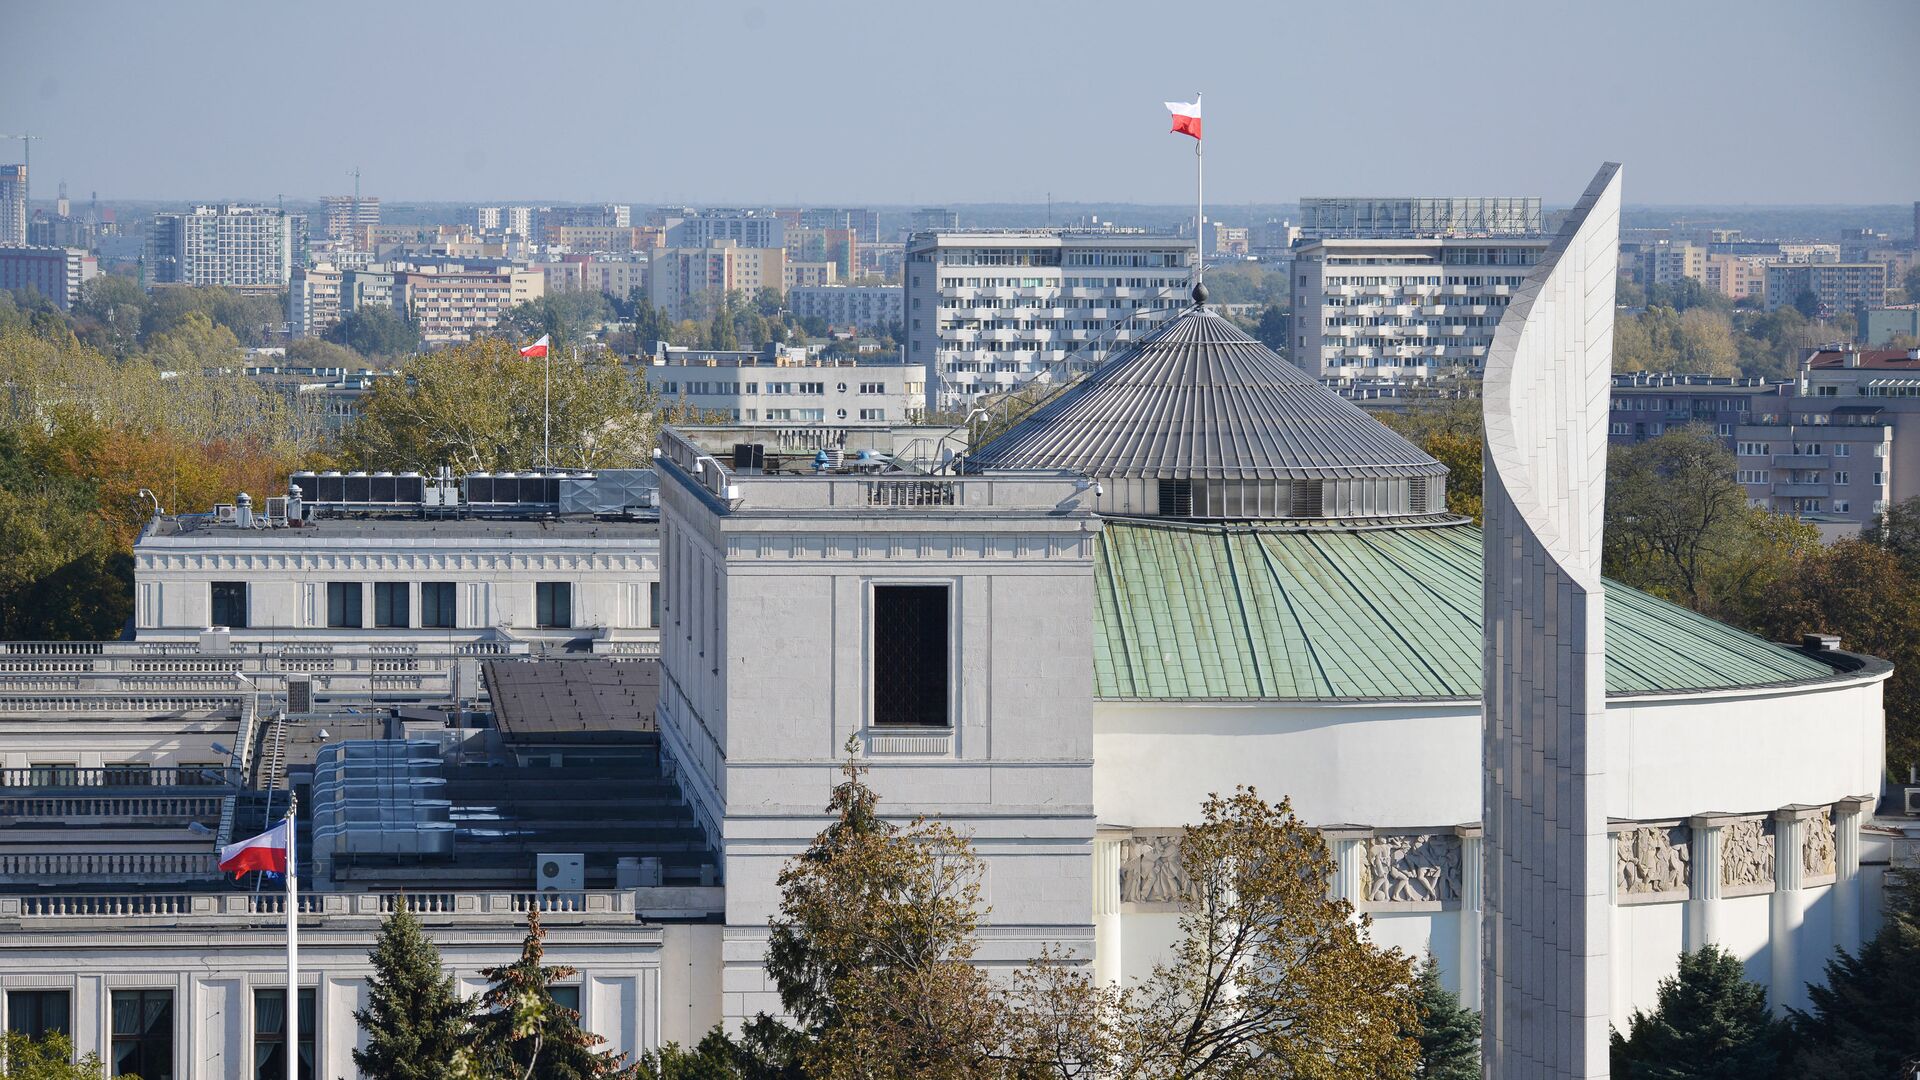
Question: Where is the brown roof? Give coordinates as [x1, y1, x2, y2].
[1806, 348, 1920, 370]
[483, 659, 658, 740]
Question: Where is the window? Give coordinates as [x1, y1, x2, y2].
[872, 585, 950, 728]
[649, 582, 661, 628]
[551, 985, 581, 1020]
[374, 582, 410, 629]
[112, 989, 174, 1080]
[421, 582, 456, 629]
[326, 583, 362, 628]
[253, 988, 314, 1080]
[1836, 471, 1850, 485]
[536, 582, 573, 629]
[1836, 444, 1851, 457]
[7, 990, 70, 1040]
[210, 582, 248, 629]
[27, 762, 78, 786]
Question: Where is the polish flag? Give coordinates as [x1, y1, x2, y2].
[219, 820, 290, 878]
[519, 334, 551, 359]
[1165, 96, 1202, 140]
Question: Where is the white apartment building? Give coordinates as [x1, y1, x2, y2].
[787, 284, 904, 332]
[903, 231, 1192, 409]
[147, 206, 308, 290]
[1289, 237, 1549, 378]
[639, 344, 923, 427]
[288, 263, 345, 337]
[393, 266, 545, 346]
[663, 210, 784, 250]
[647, 244, 785, 322]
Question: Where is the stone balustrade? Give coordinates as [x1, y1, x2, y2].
[0, 887, 726, 924]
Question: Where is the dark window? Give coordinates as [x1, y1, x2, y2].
[1157, 479, 1193, 516]
[872, 585, 950, 727]
[28, 763, 77, 786]
[103, 763, 155, 787]
[648, 582, 661, 628]
[421, 582, 456, 629]
[7, 989, 70, 1040]
[253, 988, 314, 1080]
[536, 582, 572, 629]
[326, 583, 362, 629]
[374, 582, 410, 628]
[111, 989, 174, 1080]
[210, 582, 248, 629]
[550, 985, 581, 1020]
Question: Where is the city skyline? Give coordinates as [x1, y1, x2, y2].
[5, 0, 1916, 206]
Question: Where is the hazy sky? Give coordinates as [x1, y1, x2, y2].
[6, 0, 1917, 207]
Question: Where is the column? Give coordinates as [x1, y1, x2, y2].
[1686, 815, 1727, 951]
[1769, 805, 1812, 1017]
[1455, 825, 1483, 1011]
[1091, 833, 1125, 986]
[1321, 826, 1373, 907]
[1831, 795, 1874, 957]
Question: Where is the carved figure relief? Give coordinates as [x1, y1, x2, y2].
[1803, 810, 1836, 878]
[1363, 834, 1462, 903]
[1616, 826, 1690, 896]
[1120, 832, 1194, 905]
[1721, 817, 1774, 889]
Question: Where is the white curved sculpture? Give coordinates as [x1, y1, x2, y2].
[1481, 162, 1622, 1079]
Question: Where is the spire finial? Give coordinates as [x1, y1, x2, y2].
[1192, 281, 1209, 307]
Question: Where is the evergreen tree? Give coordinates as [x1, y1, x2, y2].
[1610, 944, 1785, 1079]
[1784, 867, 1920, 1079]
[352, 897, 474, 1080]
[1410, 954, 1480, 1079]
[471, 910, 634, 1079]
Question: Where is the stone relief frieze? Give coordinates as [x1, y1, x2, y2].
[1803, 810, 1836, 878]
[1616, 825, 1690, 896]
[1119, 832, 1194, 905]
[1365, 834, 1462, 904]
[1720, 817, 1774, 890]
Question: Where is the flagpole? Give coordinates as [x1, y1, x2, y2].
[543, 345, 551, 470]
[286, 793, 298, 1080]
[1195, 91, 1204, 296]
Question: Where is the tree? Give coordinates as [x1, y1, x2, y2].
[1409, 955, 1479, 1079]
[1904, 266, 1920, 306]
[1783, 867, 1920, 1080]
[1377, 399, 1483, 523]
[1603, 427, 1751, 609]
[328, 305, 423, 358]
[1793, 289, 1822, 320]
[286, 337, 369, 369]
[760, 740, 1009, 1079]
[348, 338, 662, 471]
[353, 898, 474, 1080]
[1110, 788, 1420, 1079]
[1609, 944, 1786, 1079]
[1672, 308, 1739, 376]
[1252, 304, 1288, 352]
[0, 1031, 110, 1080]
[470, 910, 635, 1079]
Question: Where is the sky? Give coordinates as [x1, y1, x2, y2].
[5, 0, 1918, 208]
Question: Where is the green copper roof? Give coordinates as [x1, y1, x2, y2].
[1092, 520, 1837, 701]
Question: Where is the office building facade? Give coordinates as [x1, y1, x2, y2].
[640, 344, 923, 426]
[148, 206, 308, 290]
[903, 230, 1191, 408]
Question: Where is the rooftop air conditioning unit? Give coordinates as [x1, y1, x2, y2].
[1904, 787, 1920, 816]
[287, 677, 313, 714]
[536, 853, 585, 892]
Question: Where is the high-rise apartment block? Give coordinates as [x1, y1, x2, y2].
[904, 230, 1191, 408]
[147, 205, 307, 290]
[1764, 262, 1889, 317]
[393, 266, 544, 346]
[647, 243, 786, 321]
[1298, 196, 1542, 239]
[909, 208, 959, 234]
[0, 245, 99, 310]
[786, 284, 904, 332]
[798, 207, 880, 244]
[320, 195, 380, 249]
[1289, 237, 1548, 378]
[0, 165, 27, 246]
[473, 205, 540, 239]
[664, 210, 785, 250]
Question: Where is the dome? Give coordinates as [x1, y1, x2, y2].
[963, 305, 1451, 523]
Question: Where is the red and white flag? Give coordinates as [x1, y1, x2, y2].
[1165, 96, 1202, 140]
[219, 819, 290, 877]
[519, 334, 551, 359]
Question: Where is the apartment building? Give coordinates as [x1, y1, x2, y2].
[0, 245, 99, 310]
[288, 263, 345, 337]
[663, 210, 785, 250]
[319, 195, 380, 249]
[646, 243, 785, 321]
[797, 207, 880, 244]
[1765, 262, 1890, 317]
[540, 256, 646, 299]
[148, 206, 308, 289]
[787, 284, 904, 331]
[541, 225, 663, 253]
[0, 164, 25, 246]
[639, 342, 923, 427]
[1866, 305, 1920, 346]
[903, 230, 1191, 408]
[1297, 196, 1542, 239]
[784, 226, 858, 278]
[784, 261, 837, 289]
[473, 205, 540, 238]
[393, 266, 544, 346]
[1701, 252, 1770, 300]
[1289, 237, 1548, 377]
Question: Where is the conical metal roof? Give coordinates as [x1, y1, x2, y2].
[964, 306, 1444, 480]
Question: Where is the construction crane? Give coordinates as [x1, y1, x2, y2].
[0, 132, 42, 203]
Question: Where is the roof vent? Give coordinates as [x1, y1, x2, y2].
[1291, 480, 1324, 518]
[1801, 633, 1842, 652]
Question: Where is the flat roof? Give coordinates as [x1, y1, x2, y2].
[142, 516, 658, 542]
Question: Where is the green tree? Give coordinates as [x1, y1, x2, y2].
[352, 898, 474, 1080]
[70, 273, 149, 354]
[1377, 399, 1483, 522]
[1903, 266, 1920, 305]
[1603, 426, 1752, 609]
[1252, 304, 1288, 352]
[1793, 289, 1822, 320]
[348, 338, 662, 471]
[470, 910, 635, 1079]
[1783, 867, 1920, 1080]
[0, 1030, 111, 1080]
[1672, 308, 1739, 375]
[1409, 955, 1479, 1079]
[328, 305, 423, 358]
[631, 301, 672, 353]
[1610, 944, 1785, 1079]
[285, 336, 369, 369]
[708, 307, 740, 350]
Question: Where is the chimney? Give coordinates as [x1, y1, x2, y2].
[234, 491, 253, 528]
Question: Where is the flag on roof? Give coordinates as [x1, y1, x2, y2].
[218, 819, 289, 878]
[1165, 96, 1202, 140]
